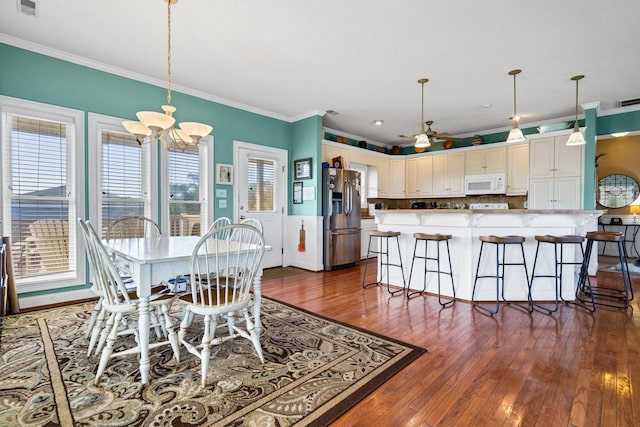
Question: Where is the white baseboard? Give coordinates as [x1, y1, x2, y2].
[19, 288, 95, 310]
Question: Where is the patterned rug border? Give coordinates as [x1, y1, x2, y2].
[262, 296, 427, 426]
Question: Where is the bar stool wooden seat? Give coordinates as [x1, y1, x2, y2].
[407, 233, 455, 306]
[529, 235, 594, 313]
[577, 231, 634, 309]
[472, 235, 531, 315]
[362, 230, 406, 295]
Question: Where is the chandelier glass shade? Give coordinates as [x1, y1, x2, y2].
[505, 69, 527, 144]
[566, 75, 586, 146]
[122, 0, 212, 150]
[414, 78, 432, 149]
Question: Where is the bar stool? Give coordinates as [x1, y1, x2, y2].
[362, 230, 406, 295]
[407, 233, 455, 306]
[529, 235, 593, 313]
[472, 235, 531, 315]
[577, 231, 634, 309]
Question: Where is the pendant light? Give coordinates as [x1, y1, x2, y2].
[505, 69, 526, 143]
[414, 78, 432, 149]
[566, 75, 586, 146]
[123, 0, 212, 151]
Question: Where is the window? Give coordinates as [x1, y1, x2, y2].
[168, 144, 204, 236]
[89, 114, 152, 238]
[248, 157, 275, 211]
[350, 162, 368, 207]
[1, 96, 85, 290]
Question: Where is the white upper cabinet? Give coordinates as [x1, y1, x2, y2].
[406, 156, 433, 197]
[506, 143, 529, 195]
[529, 135, 582, 179]
[528, 135, 583, 209]
[433, 152, 465, 197]
[388, 159, 406, 197]
[464, 146, 506, 175]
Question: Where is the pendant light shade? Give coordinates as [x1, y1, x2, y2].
[122, 0, 212, 150]
[414, 78, 432, 149]
[566, 75, 586, 146]
[505, 69, 527, 144]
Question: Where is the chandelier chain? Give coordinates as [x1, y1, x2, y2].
[512, 73, 517, 117]
[166, 0, 172, 106]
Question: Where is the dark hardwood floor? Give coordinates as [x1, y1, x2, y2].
[261, 259, 640, 426]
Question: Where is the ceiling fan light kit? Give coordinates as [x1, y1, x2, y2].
[505, 69, 527, 144]
[122, 0, 212, 150]
[566, 75, 587, 146]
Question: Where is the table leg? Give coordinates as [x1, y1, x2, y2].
[138, 296, 150, 385]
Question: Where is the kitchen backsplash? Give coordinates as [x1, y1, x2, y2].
[367, 195, 528, 210]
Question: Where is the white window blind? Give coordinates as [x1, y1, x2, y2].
[168, 145, 201, 236]
[247, 157, 275, 212]
[3, 114, 75, 279]
[101, 131, 145, 234]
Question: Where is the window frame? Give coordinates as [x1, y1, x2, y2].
[0, 95, 85, 292]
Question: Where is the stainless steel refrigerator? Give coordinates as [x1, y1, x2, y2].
[323, 168, 361, 271]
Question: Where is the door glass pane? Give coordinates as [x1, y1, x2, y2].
[247, 158, 275, 212]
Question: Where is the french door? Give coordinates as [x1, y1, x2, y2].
[234, 142, 286, 268]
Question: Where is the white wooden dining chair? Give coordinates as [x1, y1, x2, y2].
[206, 216, 231, 234]
[240, 218, 264, 234]
[178, 224, 265, 386]
[79, 219, 180, 385]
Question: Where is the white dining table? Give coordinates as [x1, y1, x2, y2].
[106, 235, 269, 385]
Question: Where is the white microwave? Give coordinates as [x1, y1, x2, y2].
[464, 173, 506, 195]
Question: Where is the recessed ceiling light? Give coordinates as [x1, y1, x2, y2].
[373, 120, 384, 126]
[481, 104, 492, 108]
[611, 132, 630, 137]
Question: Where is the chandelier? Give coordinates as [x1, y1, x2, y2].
[123, 0, 212, 151]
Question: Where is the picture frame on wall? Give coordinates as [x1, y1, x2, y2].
[293, 181, 303, 204]
[294, 158, 312, 180]
[216, 163, 233, 185]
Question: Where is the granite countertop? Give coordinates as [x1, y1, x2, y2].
[374, 209, 604, 215]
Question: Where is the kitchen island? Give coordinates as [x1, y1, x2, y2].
[373, 209, 603, 302]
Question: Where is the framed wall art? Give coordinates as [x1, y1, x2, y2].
[216, 163, 233, 185]
[294, 158, 312, 180]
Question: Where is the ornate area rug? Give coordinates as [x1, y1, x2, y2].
[0, 298, 424, 426]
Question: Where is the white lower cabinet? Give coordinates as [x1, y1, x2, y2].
[361, 219, 377, 259]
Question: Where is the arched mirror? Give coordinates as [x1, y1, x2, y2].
[597, 174, 640, 208]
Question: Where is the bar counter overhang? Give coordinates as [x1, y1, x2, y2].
[373, 209, 603, 302]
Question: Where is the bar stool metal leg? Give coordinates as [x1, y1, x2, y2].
[577, 231, 633, 309]
[362, 231, 405, 295]
[407, 234, 455, 306]
[472, 236, 530, 315]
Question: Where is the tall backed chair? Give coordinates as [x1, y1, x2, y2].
[178, 224, 265, 386]
[206, 216, 232, 234]
[79, 219, 179, 385]
[240, 218, 264, 234]
[106, 214, 162, 284]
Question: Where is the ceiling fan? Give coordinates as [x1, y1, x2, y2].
[423, 121, 465, 142]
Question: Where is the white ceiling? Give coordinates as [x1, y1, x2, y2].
[2, 0, 640, 147]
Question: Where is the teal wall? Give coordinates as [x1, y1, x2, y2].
[0, 43, 325, 298]
[290, 116, 323, 216]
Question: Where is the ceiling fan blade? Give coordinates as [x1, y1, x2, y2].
[433, 132, 465, 142]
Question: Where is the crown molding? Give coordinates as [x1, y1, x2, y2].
[0, 33, 314, 124]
